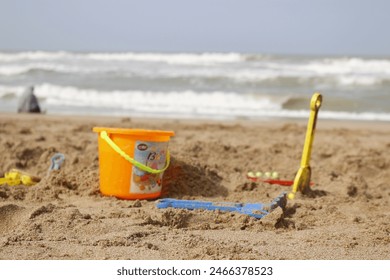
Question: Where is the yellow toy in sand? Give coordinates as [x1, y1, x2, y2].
[0, 169, 41, 186]
[288, 93, 322, 199]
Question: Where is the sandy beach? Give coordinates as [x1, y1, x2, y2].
[0, 112, 389, 260]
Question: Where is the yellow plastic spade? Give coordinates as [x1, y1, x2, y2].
[0, 169, 41, 186]
[288, 93, 322, 199]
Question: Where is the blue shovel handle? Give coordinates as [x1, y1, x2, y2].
[157, 192, 287, 219]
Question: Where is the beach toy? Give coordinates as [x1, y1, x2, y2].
[48, 153, 65, 172]
[93, 127, 174, 200]
[157, 192, 287, 219]
[0, 169, 41, 186]
[247, 177, 295, 186]
[0, 152, 63, 187]
[247, 170, 279, 179]
[288, 93, 322, 199]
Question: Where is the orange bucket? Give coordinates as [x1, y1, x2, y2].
[93, 127, 174, 200]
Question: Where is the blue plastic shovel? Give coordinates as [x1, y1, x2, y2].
[157, 192, 287, 219]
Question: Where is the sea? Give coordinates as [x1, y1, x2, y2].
[0, 51, 390, 121]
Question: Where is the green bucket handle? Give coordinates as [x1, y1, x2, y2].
[100, 131, 170, 174]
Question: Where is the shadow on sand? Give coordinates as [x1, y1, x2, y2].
[161, 157, 228, 198]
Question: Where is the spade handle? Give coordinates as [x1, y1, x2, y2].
[288, 93, 322, 199]
[301, 93, 322, 167]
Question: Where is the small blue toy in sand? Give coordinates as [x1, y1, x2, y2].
[157, 192, 287, 219]
[49, 153, 66, 172]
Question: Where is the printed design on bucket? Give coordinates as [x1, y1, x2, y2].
[131, 141, 168, 194]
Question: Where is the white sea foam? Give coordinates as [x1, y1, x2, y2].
[0, 52, 388, 82]
[0, 62, 281, 80]
[86, 52, 243, 65]
[0, 64, 107, 76]
[1, 62, 387, 88]
[0, 51, 243, 65]
[302, 58, 390, 75]
[0, 51, 72, 62]
[2, 84, 389, 121]
[294, 58, 390, 85]
[337, 76, 381, 86]
[1, 52, 389, 120]
[31, 84, 281, 111]
[1, 51, 389, 72]
[1, 52, 389, 87]
[0, 86, 26, 99]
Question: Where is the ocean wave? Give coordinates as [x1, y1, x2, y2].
[290, 58, 390, 86]
[0, 63, 103, 76]
[0, 85, 26, 97]
[2, 51, 389, 70]
[0, 51, 243, 65]
[1, 52, 390, 87]
[1, 63, 388, 87]
[30, 84, 282, 111]
[86, 52, 243, 65]
[0, 51, 72, 62]
[1, 84, 389, 121]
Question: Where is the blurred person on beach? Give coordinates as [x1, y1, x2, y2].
[17, 86, 41, 113]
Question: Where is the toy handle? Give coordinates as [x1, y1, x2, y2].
[157, 199, 212, 209]
[301, 93, 322, 167]
[157, 199, 240, 211]
[100, 131, 170, 174]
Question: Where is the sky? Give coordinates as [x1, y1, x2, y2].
[0, 0, 390, 56]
